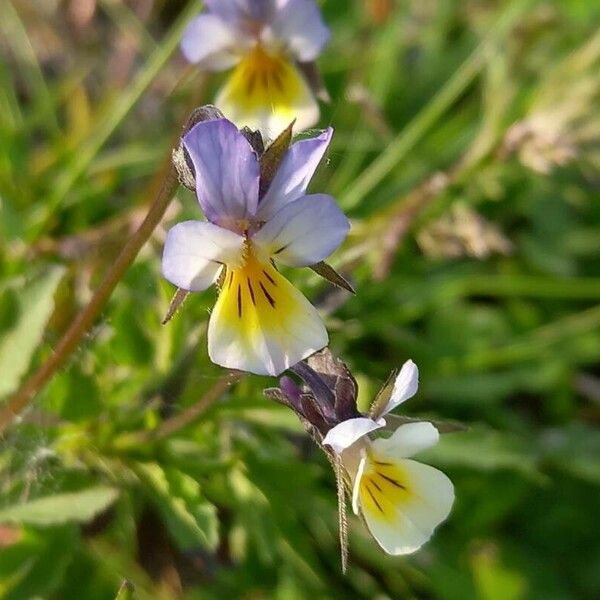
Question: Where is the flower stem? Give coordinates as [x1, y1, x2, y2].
[114, 372, 244, 449]
[0, 155, 179, 435]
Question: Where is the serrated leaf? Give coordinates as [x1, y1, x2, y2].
[0, 266, 65, 398]
[135, 463, 218, 551]
[0, 487, 119, 526]
[308, 262, 355, 294]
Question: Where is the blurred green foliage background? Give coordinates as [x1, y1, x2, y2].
[1, 0, 599, 598]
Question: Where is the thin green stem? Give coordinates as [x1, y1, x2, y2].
[29, 0, 200, 239]
[340, 0, 533, 210]
[113, 372, 244, 449]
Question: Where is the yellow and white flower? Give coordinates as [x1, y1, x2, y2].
[322, 360, 454, 555]
[181, 0, 330, 137]
[162, 117, 349, 376]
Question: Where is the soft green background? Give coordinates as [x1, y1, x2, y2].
[1, 0, 599, 598]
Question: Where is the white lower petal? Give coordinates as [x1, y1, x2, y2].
[215, 46, 319, 138]
[208, 248, 327, 375]
[357, 454, 454, 556]
[162, 221, 245, 291]
[371, 422, 440, 459]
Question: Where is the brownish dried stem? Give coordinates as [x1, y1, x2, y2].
[373, 168, 459, 281]
[0, 153, 179, 436]
[117, 372, 244, 447]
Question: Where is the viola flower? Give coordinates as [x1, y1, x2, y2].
[322, 360, 454, 555]
[162, 117, 349, 376]
[181, 0, 330, 137]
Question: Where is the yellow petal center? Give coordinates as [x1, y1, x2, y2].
[217, 244, 300, 334]
[225, 45, 302, 112]
[359, 452, 410, 523]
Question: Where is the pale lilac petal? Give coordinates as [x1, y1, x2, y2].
[322, 418, 384, 454]
[180, 14, 241, 70]
[162, 221, 245, 291]
[256, 127, 332, 221]
[207, 0, 274, 24]
[371, 422, 440, 459]
[252, 194, 349, 267]
[183, 119, 260, 229]
[271, 0, 330, 62]
[381, 359, 419, 415]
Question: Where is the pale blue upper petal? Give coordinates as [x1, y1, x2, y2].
[204, 0, 274, 26]
[180, 14, 241, 70]
[256, 127, 332, 221]
[182, 119, 260, 229]
[271, 0, 330, 61]
[252, 193, 349, 267]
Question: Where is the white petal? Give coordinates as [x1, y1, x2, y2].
[322, 418, 384, 454]
[351, 452, 367, 515]
[270, 0, 330, 62]
[381, 359, 419, 415]
[256, 128, 332, 221]
[162, 221, 245, 291]
[215, 54, 319, 139]
[180, 14, 241, 70]
[207, 250, 327, 375]
[252, 194, 349, 267]
[358, 455, 454, 555]
[371, 422, 440, 459]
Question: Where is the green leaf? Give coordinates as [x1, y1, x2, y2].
[0, 486, 119, 526]
[0, 525, 78, 600]
[135, 463, 218, 551]
[0, 266, 65, 398]
[471, 546, 527, 600]
[423, 427, 541, 479]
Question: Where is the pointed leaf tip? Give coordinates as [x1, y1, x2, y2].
[259, 120, 295, 198]
[309, 262, 355, 294]
[162, 288, 189, 324]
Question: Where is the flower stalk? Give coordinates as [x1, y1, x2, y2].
[0, 108, 212, 435]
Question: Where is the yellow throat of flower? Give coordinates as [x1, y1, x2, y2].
[359, 452, 410, 523]
[225, 45, 302, 111]
[216, 244, 299, 333]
